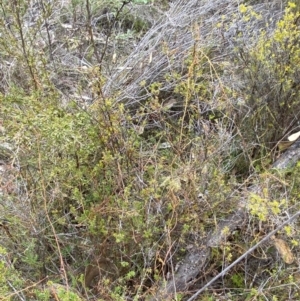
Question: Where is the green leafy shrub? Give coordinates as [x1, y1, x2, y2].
[231, 2, 300, 174]
[0, 34, 238, 298]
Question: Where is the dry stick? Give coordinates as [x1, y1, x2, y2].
[186, 210, 300, 301]
[7, 277, 47, 300]
[101, 0, 132, 62]
[85, 0, 101, 64]
[40, 0, 54, 63]
[12, 0, 38, 90]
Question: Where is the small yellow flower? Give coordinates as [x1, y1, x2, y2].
[239, 4, 248, 14]
[288, 2, 296, 9]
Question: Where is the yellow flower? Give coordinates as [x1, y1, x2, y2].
[239, 4, 248, 14]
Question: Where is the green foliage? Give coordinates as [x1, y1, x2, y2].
[49, 283, 82, 301]
[0, 34, 238, 298]
[249, 191, 286, 221]
[0, 246, 25, 299]
[231, 2, 300, 173]
[230, 273, 244, 288]
[0, 1, 300, 300]
[0, 248, 11, 298]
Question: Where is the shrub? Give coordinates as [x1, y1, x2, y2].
[231, 2, 300, 173]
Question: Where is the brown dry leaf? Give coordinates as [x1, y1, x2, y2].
[277, 140, 295, 151]
[271, 236, 294, 264]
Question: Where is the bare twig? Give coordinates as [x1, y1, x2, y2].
[12, 0, 38, 89]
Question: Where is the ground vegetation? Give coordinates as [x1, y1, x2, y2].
[0, 0, 300, 300]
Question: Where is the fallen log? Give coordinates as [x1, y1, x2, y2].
[147, 141, 300, 300]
